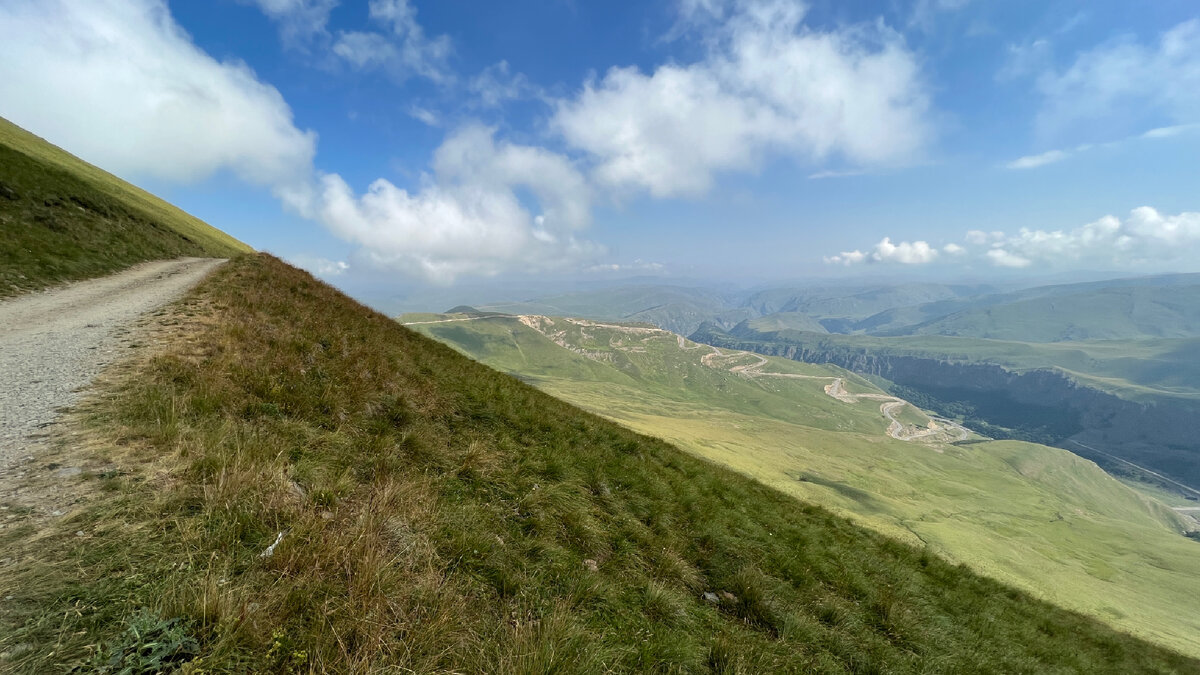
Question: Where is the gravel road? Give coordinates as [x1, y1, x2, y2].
[0, 258, 225, 474]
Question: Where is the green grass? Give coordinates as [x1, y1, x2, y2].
[2, 255, 1195, 672]
[0, 116, 249, 296]
[410, 312, 1200, 659]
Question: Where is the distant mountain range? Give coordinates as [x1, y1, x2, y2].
[468, 273, 1200, 343]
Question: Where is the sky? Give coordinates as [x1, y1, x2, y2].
[1, 0, 1198, 302]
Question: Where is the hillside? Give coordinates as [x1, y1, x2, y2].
[2, 255, 1196, 671]
[741, 311, 829, 334]
[695, 319, 1200, 489]
[407, 310, 1200, 659]
[741, 283, 997, 326]
[892, 284, 1200, 341]
[0, 116, 249, 296]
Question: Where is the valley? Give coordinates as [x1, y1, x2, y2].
[406, 309, 1200, 658]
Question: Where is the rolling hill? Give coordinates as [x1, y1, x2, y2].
[0, 116, 249, 296]
[695, 318, 1200, 492]
[406, 310, 1200, 660]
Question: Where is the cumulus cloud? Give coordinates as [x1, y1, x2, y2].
[824, 237, 939, 265]
[828, 208, 1200, 270]
[824, 250, 867, 266]
[1035, 20, 1200, 138]
[332, 0, 452, 83]
[244, 0, 337, 45]
[0, 0, 317, 194]
[552, 0, 932, 197]
[307, 125, 598, 283]
[983, 208, 1200, 268]
[984, 249, 1031, 268]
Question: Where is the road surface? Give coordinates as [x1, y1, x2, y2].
[0, 258, 226, 473]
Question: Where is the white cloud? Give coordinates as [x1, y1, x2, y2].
[289, 255, 350, 277]
[1002, 122, 1200, 171]
[0, 0, 316, 195]
[469, 61, 539, 108]
[332, 0, 452, 83]
[244, 0, 337, 45]
[964, 230, 1004, 245]
[824, 250, 867, 266]
[308, 125, 597, 283]
[408, 105, 440, 127]
[553, 0, 931, 198]
[830, 208, 1200, 270]
[824, 237, 938, 265]
[1141, 123, 1200, 139]
[1036, 19, 1200, 137]
[332, 31, 397, 68]
[988, 208, 1200, 268]
[984, 249, 1031, 268]
[871, 237, 939, 264]
[1005, 149, 1068, 170]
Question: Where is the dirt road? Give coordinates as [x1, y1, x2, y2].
[0, 258, 226, 474]
[400, 316, 488, 326]
[708, 351, 971, 444]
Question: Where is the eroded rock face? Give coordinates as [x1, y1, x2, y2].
[693, 327, 1200, 491]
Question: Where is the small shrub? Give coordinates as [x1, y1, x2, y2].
[82, 610, 199, 674]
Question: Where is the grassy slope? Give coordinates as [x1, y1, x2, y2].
[409, 314, 1200, 659]
[0, 117, 250, 296]
[2, 255, 1195, 673]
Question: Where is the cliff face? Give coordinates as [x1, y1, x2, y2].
[692, 326, 1200, 490]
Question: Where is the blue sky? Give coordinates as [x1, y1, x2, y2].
[1, 0, 1198, 298]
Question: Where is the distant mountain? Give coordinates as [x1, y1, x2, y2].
[738, 311, 828, 334]
[742, 283, 998, 321]
[476, 284, 737, 335]
[883, 277, 1200, 341]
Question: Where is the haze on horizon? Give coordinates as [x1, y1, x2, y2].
[2, 0, 1198, 300]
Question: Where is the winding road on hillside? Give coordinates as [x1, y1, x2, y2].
[706, 350, 967, 442]
[512, 314, 971, 445]
[0, 258, 225, 479]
